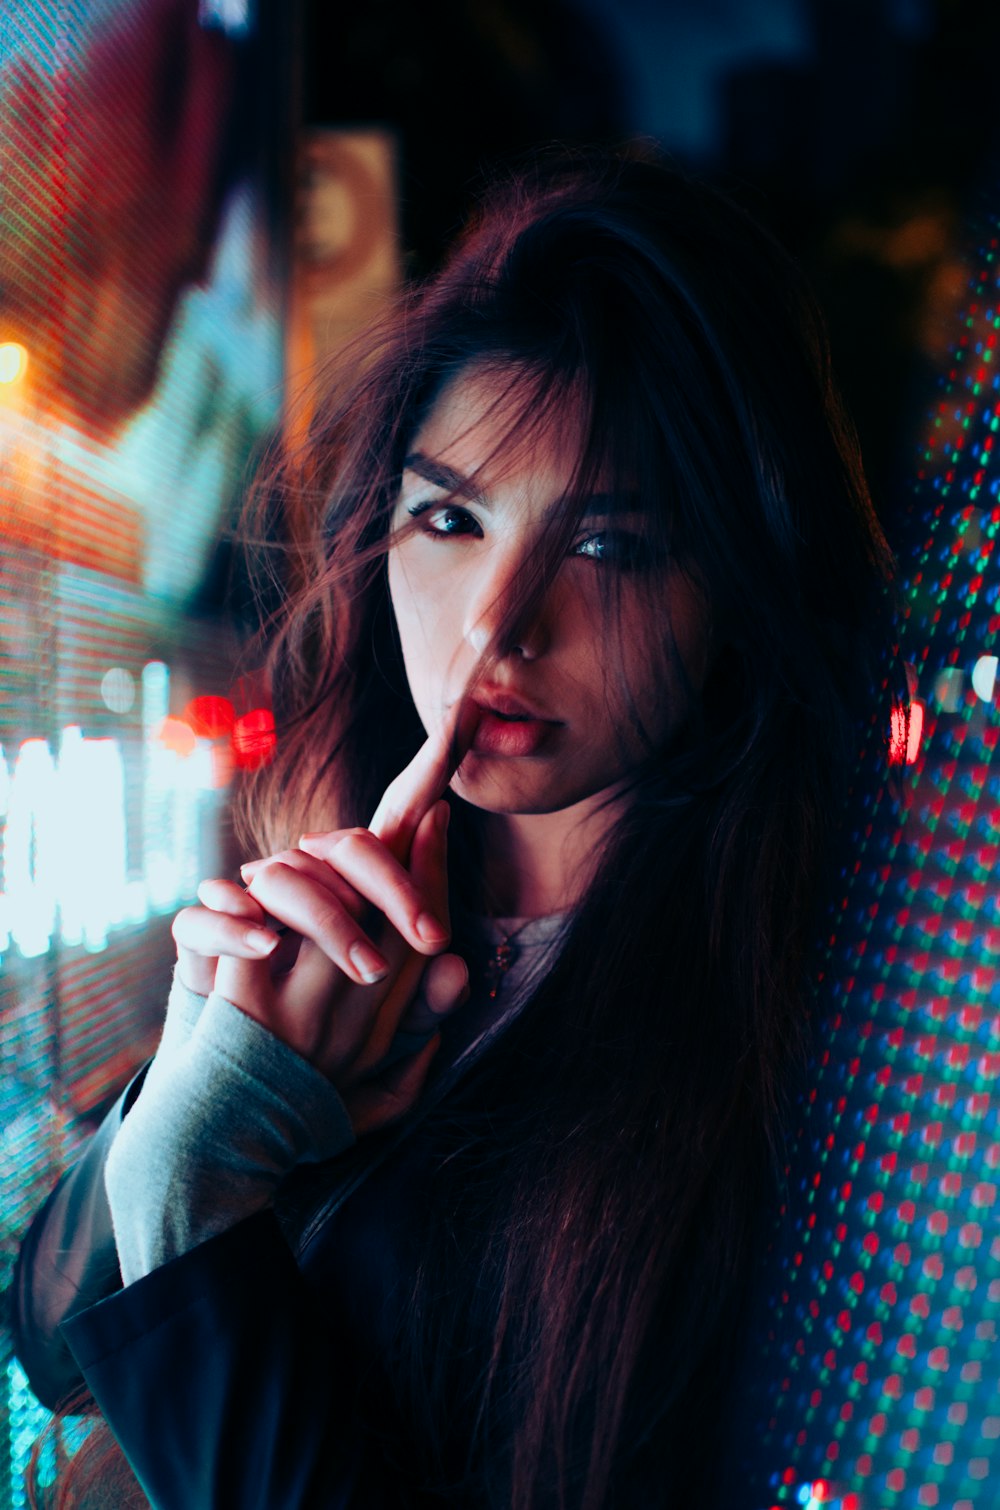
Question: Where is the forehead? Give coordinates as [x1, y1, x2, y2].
[409, 365, 587, 497]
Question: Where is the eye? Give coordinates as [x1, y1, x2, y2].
[406, 500, 483, 539]
[572, 531, 655, 571]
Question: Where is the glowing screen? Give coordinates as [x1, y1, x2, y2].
[0, 2, 286, 1504]
[727, 214, 1000, 1509]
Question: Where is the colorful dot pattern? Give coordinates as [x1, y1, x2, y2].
[734, 214, 1000, 1510]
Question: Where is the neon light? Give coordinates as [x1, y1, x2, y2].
[971, 654, 997, 702]
[890, 704, 908, 764]
[0, 341, 28, 383]
[2, 740, 58, 958]
[155, 716, 197, 758]
[907, 700, 925, 764]
[184, 694, 235, 738]
[198, 0, 250, 34]
[890, 701, 925, 766]
[0, 662, 231, 958]
[100, 666, 136, 714]
[933, 667, 964, 711]
[232, 706, 276, 768]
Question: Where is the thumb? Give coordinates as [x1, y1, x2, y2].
[397, 952, 470, 1036]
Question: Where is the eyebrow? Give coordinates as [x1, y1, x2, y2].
[402, 451, 642, 517]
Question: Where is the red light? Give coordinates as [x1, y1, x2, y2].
[185, 695, 236, 738]
[906, 700, 924, 763]
[232, 707, 277, 768]
[889, 702, 907, 763]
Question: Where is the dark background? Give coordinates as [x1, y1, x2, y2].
[303, 0, 1000, 542]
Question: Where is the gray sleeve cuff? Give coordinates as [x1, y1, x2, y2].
[105, 993, 356, 1285]
[138, 964, 208, 1103]
[162, 963, 207, 1049]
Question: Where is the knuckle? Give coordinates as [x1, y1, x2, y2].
[171, 906, 200, 941]
[257, 849, 294, 871]
[329, 828, 366, 858]
[247, 859, 292, 889]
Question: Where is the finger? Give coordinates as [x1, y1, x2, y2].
[345, 948, 428, 1078]
[366, 695, 480, 861]
[337, 804, 453, 1076]
[213, 953, 278, 1024]
[172, 904, 280, 995]
[239, 851, 368, 921]
[173, 905, 281, 961]
[343, 1032, 442, 1138]
[196, 878, 295, 957]
[294, 825, 450, 953]
[397, 952, 470, 1035]
[196, 878, 268, 922]
[244, 861, 391, 985]
[408, 798, 451, 935]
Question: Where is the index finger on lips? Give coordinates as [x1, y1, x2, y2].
[365, 695, 480, 862]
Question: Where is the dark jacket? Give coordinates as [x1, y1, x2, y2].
[13, 985, 750, 1509]
[13, 1059, 502, 1507]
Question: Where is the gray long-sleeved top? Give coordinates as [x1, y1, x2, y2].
[104, 916, 567, 1285]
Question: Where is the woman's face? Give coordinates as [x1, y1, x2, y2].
[387, 367, 711, 816]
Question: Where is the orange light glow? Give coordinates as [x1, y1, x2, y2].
[906, 700, 924, 764]
[155, 716, 197, 757]
[0, 341, 28, 383]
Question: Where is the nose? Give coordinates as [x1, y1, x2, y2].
[462, 547, 551, 660]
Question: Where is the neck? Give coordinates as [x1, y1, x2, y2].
[478, 788, 626, 917]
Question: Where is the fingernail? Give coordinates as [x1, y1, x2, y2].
[416, 911, 448, 945]
[240, 861, 259, 879]
[246, 928, 279, 955]
[349, 941, 389, 983]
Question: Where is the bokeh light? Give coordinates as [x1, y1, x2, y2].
[0, 341, 28, 383]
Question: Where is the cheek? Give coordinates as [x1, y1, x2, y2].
[387, 548, 450, 701]
[388, 552, 422, 663]
[610, 587, 710, 746]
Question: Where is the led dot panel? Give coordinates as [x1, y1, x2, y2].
[731, 212, 1000, 1510]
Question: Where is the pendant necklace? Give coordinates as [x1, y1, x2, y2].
[484, 917, 536, 1001]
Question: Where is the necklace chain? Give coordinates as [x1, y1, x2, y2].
[484, 918, 536, 1000]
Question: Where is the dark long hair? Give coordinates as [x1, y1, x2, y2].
[38, 148, 901, 1507]
[237, 149, 900, 1507]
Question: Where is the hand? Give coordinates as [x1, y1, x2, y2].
[170, 698, 480, 1136]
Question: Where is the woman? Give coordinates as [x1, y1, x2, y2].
[14, 149, 901, 1508]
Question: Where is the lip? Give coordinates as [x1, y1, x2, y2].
[473, 686, 558, 722]
[472, 709, 556, 757]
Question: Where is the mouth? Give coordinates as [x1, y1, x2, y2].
[473, 690, 556, 722]
[466, 695, 561, 757]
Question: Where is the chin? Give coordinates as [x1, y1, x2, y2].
[450, 765, 613, 817]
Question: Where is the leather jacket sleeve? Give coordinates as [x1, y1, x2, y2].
[11, 1065, 149, 1410]
[59, 1208, 389, 1509]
